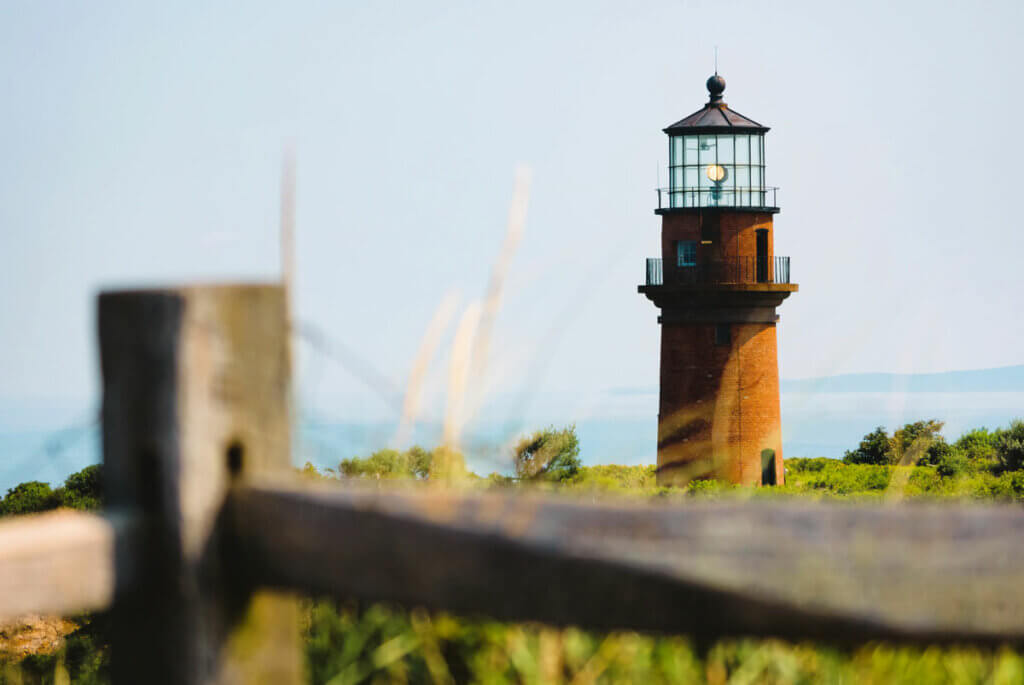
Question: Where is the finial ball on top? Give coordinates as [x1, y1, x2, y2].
[706, 74, 726, 97]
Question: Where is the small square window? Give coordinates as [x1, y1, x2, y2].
[677, 241, 697, 267]
[715, 323, 731, 345]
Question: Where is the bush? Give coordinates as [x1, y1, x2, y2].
[955, 428, 998, 464]
[572, 464, 657, 491]
[513, 425, 581, 483]
[56, 464, 102, 510]
[842, 427, 891, 465]
[786, 457, 837, 473]
[0, 465, 104, 517]
[1, 480, 57, 516]
[339, 446, 435, 480]
[485, 472, 516, 487]
[892, 419, 944, 464]
[804, 463, 891, 494]
[995, 420, 1024, 472]
[919, 437, 950, 466]
[965, 471, 1024, 500]
[934, 449, 969, 478]
[684, 479, 736, 496]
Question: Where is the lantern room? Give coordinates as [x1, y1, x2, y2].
[662, 74, 774, 210]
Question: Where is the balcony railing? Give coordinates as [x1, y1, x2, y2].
[644, 256, 791, 286]
[645, 257, 663, 286]
[657, 186, 779, 210]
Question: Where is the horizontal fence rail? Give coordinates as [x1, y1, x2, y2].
[657, 186, 779, 210]
[7, 483, 1024, 646]
[0, 510, 140, 619]
[643, 256, 791, 286]
[226, 480, 1024, 645]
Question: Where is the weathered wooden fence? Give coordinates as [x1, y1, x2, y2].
[2, 284, 1024, 683]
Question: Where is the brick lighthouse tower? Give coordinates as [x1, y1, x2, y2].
[638, 73, 797, 487]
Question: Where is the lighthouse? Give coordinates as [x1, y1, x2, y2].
[638, 74, 797, 487]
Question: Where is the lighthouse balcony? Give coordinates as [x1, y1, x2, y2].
[656, 186, 779, 212]
[644, 256, 791, 286]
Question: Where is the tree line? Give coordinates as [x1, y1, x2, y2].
[842, 419, 1024, 476]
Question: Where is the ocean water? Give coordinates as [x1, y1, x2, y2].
[2, 391, 1023, 491]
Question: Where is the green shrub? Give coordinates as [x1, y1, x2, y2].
[485, 472, 516, 487]
[513, 425, 581, 483]
[955, 428, 998, 464]
[996, 420, 1024, 472]
[572, 464, 657, 491]
[56, 464, 103, 511]
[843, 421, 949, 468]
[1, 480, 57, 516]
[843, 427, 892, 465]
[919, 438, 950, 466]
[892, 419, 945, 464]
[805, 463, 891, 494]
[785, 457, 836, 473]
[935, 449, 969, 478]
[339, 446, 435, 480]
[684, 478, 737, 496]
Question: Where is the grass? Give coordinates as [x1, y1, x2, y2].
[302, 599, 1024, 685]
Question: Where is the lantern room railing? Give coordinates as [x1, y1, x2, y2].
[644, 256, 791, 286]
[657, 186, 779, 210]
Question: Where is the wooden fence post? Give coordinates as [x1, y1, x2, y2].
[99, 285, 302, 685]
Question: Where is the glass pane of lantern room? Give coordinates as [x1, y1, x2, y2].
[684, 166, 698, 189]
[751, 135, 762, 165]
[717, 135, 734, 164]
[684, 136, 699, 165]
[698, 162, 710, 189]
[671, 137, 683, 167]
[736, 166, 750, 188]
[735, 135, 750, 164]
[699, 136, 716, 166]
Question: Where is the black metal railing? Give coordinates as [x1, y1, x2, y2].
[645, 258, 663, 286]
[643, 256, 791, 286]
[656, 186, 779, 210]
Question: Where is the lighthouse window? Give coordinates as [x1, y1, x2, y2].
[698, 135, 717, 165]
[678, 241, 697, 267]
[715, 323, 731, 346]
[684, 136, 699, 164]
[735, 135, 750, 164]
[667, 133, 767, 209]
[671, 136, 683, 166]
[717, 135, 734, 164]
[684, 166, 698, 188]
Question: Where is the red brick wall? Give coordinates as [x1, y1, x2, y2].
[660, 211, 774, 268]
[657, 321, 784, 486]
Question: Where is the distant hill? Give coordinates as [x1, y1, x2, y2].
[781, 365, 1024, 393]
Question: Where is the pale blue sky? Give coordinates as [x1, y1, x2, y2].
[2, 0, 1023, 422]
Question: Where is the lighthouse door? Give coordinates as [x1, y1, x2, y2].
[756, 229, 769, 282]
[761, 449, 777, 485]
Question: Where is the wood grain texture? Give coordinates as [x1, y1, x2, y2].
[230, 480, 1024, 645]
[0, 510, 139, 619]
[99, 285, 301, 685]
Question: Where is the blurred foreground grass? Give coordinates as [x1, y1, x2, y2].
[303, 599, 1024, 685]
